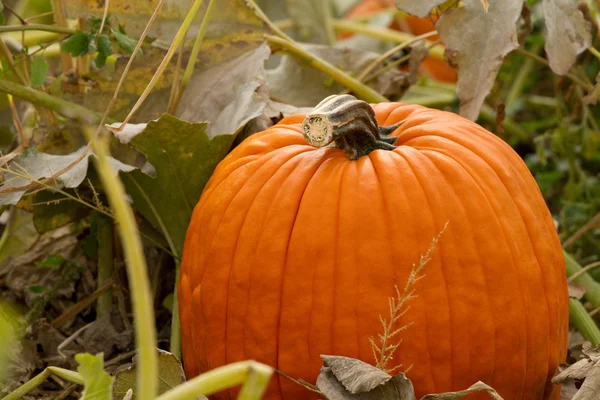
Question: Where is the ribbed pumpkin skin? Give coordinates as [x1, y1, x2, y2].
[179, 103, 568, 400]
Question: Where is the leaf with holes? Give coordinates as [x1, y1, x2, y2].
[436, 0, 524, 120]
[542, 0, 592, 75]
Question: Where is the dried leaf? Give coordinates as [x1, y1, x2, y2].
[176, 43, 270, 137]
[393, 1, 447, 18]
[568, 283, 587, 300]
[436, 0, 524, 120]
[421, 381, 503, 400]
[0, 147, 138, 206]
[0, 208, 38, 267]
[316, 355, 416, 400]
[553, 342, 600, 400]
[76, 353, 114, 400]
[542, 0, 592, 76]
[113, 349, 186, 399]
[582, 73, 600, 105]
[109, 114, 235, 255]
[81, 314, 132, 360]
[267, 44, 409, 106]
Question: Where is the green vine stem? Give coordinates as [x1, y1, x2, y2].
[266, 34, 388, 103]
[87, 128, 157, 400]
[570, 298, 600, 346]
[565, 251, 600, 307]
[0, 79, 106, 123]
[0, 23, 75, 34]
[331, 19, 445, 60]
[506, 42, 543, 106]
[1, 367, 83, 400]
[156, 361, 273, 400]
[96, 214, 114, 318]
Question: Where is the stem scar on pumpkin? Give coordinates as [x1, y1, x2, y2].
[302, 94, 404, 160]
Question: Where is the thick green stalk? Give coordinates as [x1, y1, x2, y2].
[87, 129, 157, 400]
[0, 79, 105, 123]
[156, 361, 273, 400]
[332, 19, 445, 60]
[565, 250, 600, 307]
[1, 367, 83, 400]
[266, 35, 387, 103]
[96, 214, 114, 318]
[570, 298, 600, 346]
[0, 23, 75, 34]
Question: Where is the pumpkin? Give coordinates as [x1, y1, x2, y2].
[343, 0, 458, 83]
[179, 95, 568, 400]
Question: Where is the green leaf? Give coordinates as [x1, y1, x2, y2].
[113, 349, 184, 399]
[36, 254, 66, 267]
[61, 31, 92, 57]
[27, 285, 47, 293]
[32, 190, 89, 234]
[29, 55, 49, 87]
[111, 29, 141, 55]
[95, 34, 113, 68]
[113, 115, 234, 256]
[76, 353, 114, 400]
[0, 208, 38, 265]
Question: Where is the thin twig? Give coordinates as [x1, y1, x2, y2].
[371, 221, 448, 372]
[356, 31, 438, 83]
[568, 261, 600, 282]
[98, 0, 110, 34]
[563, 211, 600, 249]
[4, 4, 28, 25]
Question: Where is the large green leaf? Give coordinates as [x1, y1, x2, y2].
[114, 114, 234, 256]
[76, 353, 114, 400]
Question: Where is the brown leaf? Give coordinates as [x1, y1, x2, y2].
[543, 0, 592, 76]
[316, 355, 416, 400]
[553, 342, 600, 400]
[568, 283, 587, 300]
[436, 0, 524, 120]
[421, 381, 503, 400]
[81, 313, 133, 360]
[393, 1, 448, 18]
[176, 43, 270, 137]
[582, 73, 600, 106]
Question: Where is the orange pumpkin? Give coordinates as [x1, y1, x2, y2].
[343, 0, 458, 83]
[179, 95, 568, 400]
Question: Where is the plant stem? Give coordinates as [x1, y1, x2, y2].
[156, 361, 273, 400]
[0, 23, 75, 34]
[569, 298, 600, 346]
[266, 34, 388, 103]
[479, 104, 529, 143]
[96, 214, 114, 318]
[515, 48, 594, 91]
[588, 46, 600, 62]
[332, 19, 445, 60]
[175, 0, 216, 110]
[321, 0, 336, 46]
[506, 42, 542, 106]
[169, 262, 182, 359]
[0, 79, 105, 123]
[565, 250, 600, 307]
[50, 0, 73, 73]
[87, 128, 157, 400]
[1, 367, 83, 400]
[114, 0, 205, 129]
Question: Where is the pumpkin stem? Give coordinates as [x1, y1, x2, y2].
[302, 94, 401, 160]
